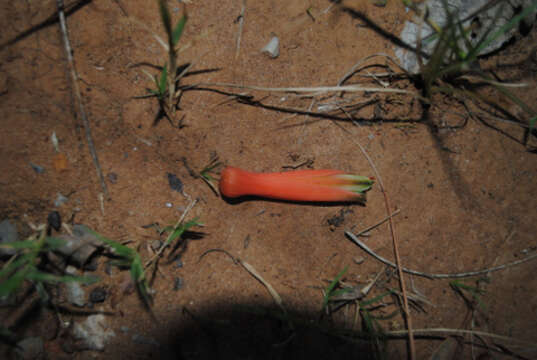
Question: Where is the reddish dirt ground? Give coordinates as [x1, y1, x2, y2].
[1, 1, 537, 359]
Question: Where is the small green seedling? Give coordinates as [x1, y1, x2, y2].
[359, 299, 391, 360]
[159, 217, 202, 254]
[200, 156, 222, 195]
[450, 278, 488, 311]
[321, 265, 351, 313]
[140, 0, 188, 125]
[145, 216, 203, 270]
[147, 63, 168, 101]
[321, 268, 392, 359]
[0, 228, 98, 301]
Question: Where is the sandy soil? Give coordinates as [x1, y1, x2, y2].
[1, 0, 537, 359]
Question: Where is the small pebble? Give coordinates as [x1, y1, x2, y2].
[47, 211, 62, 232]
[107, 172, 118, 184]
[175, 258, 183, 268]
[54, 193, 69, 207]
[151, 240, 162, 251]
[167, 173, 184, 193]
[72, 315, 115, 351]
[165, 202, 173, 208]
[0, 219, 18, 256]
[261, 35, 279, 58]
[173, 277, 184, 291]
[66, 282, 86, 307]
[29, 163, 45, 174]
[89, 287, 107, 303]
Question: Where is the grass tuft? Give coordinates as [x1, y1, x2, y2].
[138, 0, 188, 126]
[0, 228, 98, 300]
[409, 0, 537, 145]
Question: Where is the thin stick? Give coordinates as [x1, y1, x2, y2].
[352, 209, 401, 237]
[386, 328, 537, 347]
[337, 53, 411, 87]
[197, 250, 291, 329]
[57, 0, 109, 200]
[112, 0, 128, 16]
[239, 260, 286, 315]
[333, 115, 416, 359]
[458, 75, 528, 88]
[364, 231, 537, 278]
[200, 82, 424, 100]
[346, 230, 537, 279]
[235, 0, 246, 59]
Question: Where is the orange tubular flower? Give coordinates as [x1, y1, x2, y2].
[219, 166, 374, 202]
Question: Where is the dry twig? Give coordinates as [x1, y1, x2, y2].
[57, 0, 109, 200]
[201, 82, 424, 100]
[345, 230, 537, 279]
[235, 0, 246, 59]
[332, 115, 416, 358]
[387, 327, 537, 347]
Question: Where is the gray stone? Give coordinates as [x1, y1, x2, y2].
[54, 193, 69, 207]
[55, 225, 101, 267]
[72, 314, 115, 351]
[0, 219, 18, 257]
[66, 281, 86, 307]
[396, 0, 537, 73]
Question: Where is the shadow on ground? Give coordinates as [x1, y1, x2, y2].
[145, 303, 396, 360]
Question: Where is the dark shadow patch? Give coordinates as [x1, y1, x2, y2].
[0, 0, 93, 50]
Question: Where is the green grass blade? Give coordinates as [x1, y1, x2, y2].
[34, 281, 49, 302]
[473, 2, 537, 57]
[530, 115, 537, 133]
[130, 255, 151, 304]
[360, 291, 391, 307]
[159, 63, 168, 94]
[361, 309, 375, 334]
[330, 288, 353, 298]
[0, 240, 38, 250]
[172, 15, 187, 47]
[160, 225, 175, 235]
[107, 259, 132, 268]
[158, 0, 173, 39]
[45, 236, 67, 249]
[164, 218, 202, 247]
[0, 266, 31, 298]
[130, 255, 145, 283]
[82, 225, 134, 259]
[0, 254, 33, 280]
[322, 265, 349, 309]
